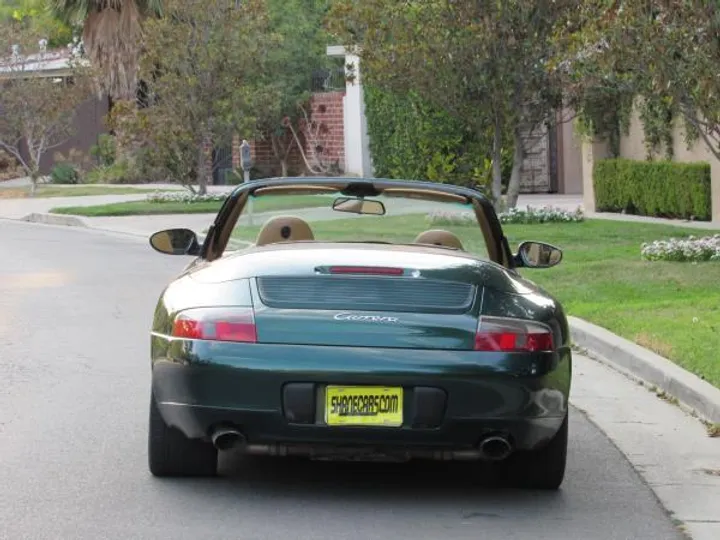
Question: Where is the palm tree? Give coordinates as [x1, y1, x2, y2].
[50, 1, 163, 101]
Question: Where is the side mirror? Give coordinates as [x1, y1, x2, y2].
[515, 241, 563, 268]
[149, 228, 201, 256]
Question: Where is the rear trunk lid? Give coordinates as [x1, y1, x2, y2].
[254, 273, 478, 349]
[189, 244, 518, 350]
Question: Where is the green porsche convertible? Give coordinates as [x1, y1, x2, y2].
[147, 177, 571, 489]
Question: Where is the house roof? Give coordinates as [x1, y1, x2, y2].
[0, 46, 87, 79]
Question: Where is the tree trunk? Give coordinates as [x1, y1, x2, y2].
[271, 132, 292, 177]
[29, 171, 39, 197]
[196, 143, 208, 196]
[490, 118, 504, 210]
[505, 127, 525, 209]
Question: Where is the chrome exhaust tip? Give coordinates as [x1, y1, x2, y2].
[211, 428, 245, 451]
[478, 435, 512, 461]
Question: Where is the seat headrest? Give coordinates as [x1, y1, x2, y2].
[255, 216, 315, 246]
[413, 229, 464, 250]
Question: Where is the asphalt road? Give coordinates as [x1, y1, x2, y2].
[0, 220, 684, 540]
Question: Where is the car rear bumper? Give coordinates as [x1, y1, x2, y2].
[151, 339, 571, 453]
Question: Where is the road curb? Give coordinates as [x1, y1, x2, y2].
[569, 316, 720, 424]
[20, 212, 87, 228]
[10, 214, 246, 249]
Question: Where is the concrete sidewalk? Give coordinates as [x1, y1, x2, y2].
[573, 352, 720, 540]
[586, 210, 720, 230]
[0, 184, 233, 227]
[1, 188, 719, 237]
[0, 191, 582, 238]
[0, 194, 150, 220]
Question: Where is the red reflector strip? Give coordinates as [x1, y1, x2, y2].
[329, 266, 404, 276]
[172, 308, 257, 343]
[214, 321, 256, 343]
[474, 331, 553, 352]
[474, 316, 554, 352]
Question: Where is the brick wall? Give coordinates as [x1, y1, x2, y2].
[232, 91, 346, 178]
[304, 92, 345, 170]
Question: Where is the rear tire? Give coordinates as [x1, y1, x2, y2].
[503, 413, 568, 490]
[148, 392, 218, 477]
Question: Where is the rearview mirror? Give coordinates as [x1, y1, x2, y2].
[516, 241, 562, 268]
[332, 196, 386, 216]
[149, 228, 201, 256]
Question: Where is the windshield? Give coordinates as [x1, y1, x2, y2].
[225, 191, 490, 259]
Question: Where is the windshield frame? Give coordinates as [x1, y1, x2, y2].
[201, 177, 513, 268]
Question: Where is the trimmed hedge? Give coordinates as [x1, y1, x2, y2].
[594, 158, 711, 221]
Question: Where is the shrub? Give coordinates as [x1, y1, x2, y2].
[641, 235, 720, 262]
[0, 149, 23, 181]
[50, 163, 80, 184]
[90, 134, 117, 167]
[53, 149, 93, 182]
[364, 86, 512, 191]
[594, 158, 711, 220]
[426, 206, 584, 227]
[223, 169, 244, 185]
[85, 161, 137, 184]
[130, 147, 183, 184]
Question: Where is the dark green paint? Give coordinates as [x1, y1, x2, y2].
[149, 177, 571, 453]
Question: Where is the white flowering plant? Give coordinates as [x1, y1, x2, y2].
[425, 211, 476, 227]
[426, 206, 584, 227]
[146, 191, 227, 204]
[641, 235, 720, 262]
[498, 206, 584, 224]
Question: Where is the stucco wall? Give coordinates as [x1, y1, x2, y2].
[557, 109, 584, 194]
[620, 99, 719, 165]
[578, 97, 720, 221]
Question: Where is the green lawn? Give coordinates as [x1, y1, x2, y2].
[50, 195, 335, 217]
[231, 215, 720, 387]
[0, 185, 164, 199]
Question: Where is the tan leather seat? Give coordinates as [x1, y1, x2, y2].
[413, 229, 464, 250]
[255, 216, 315, 246]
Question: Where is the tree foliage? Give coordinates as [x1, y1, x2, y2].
[125, 0, 276, 194]
[364, 85, 512, 190]
[553, 1, 719, 160]
[1, 0, 74, 49]
[328, 0, 573, 208]
[256, 0, 332, 176]
[0, 24, 92, 194]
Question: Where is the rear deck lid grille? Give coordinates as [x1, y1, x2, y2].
[256, 276, 476, 314]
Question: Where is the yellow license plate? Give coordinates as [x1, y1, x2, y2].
[325, 386, 403, 427]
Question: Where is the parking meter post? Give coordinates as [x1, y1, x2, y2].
[240, 140, 253, 226]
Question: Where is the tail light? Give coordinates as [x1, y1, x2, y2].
[474, 316, 554, 352]
[172, 307, 257, 343]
